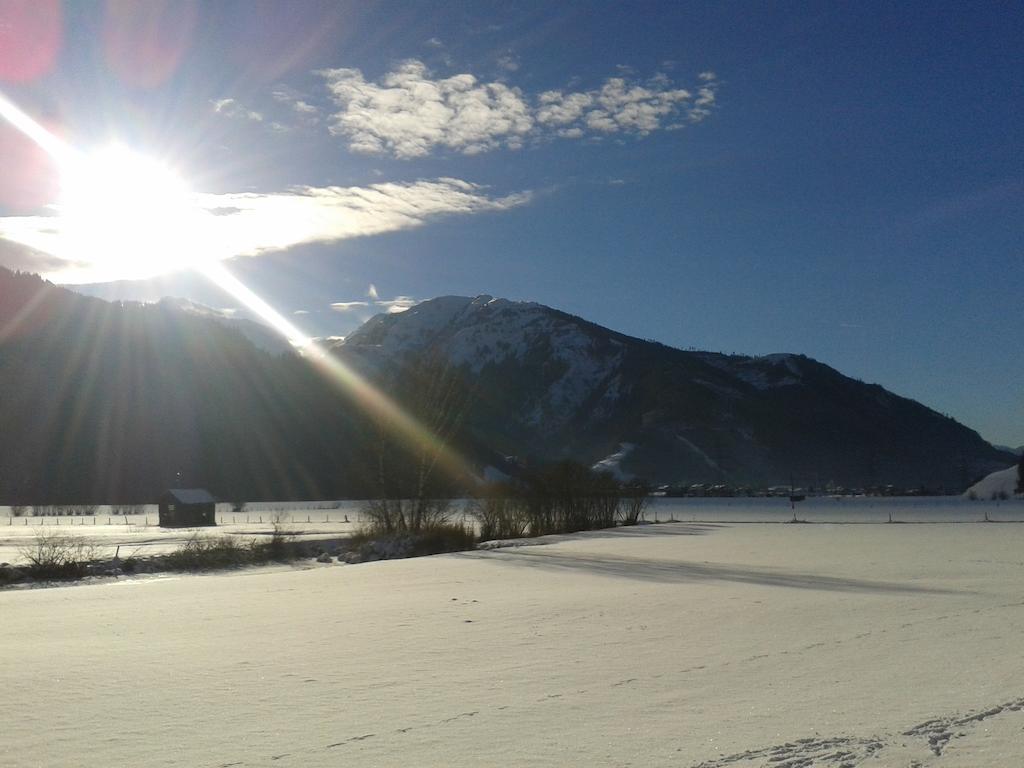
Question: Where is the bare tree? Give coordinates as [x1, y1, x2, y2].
[618, 479, 651, 525]
[364, 353, 477, 533]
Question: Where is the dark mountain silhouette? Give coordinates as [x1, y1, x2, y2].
[0, 268, 380, 504]
[0, 273, 1012, 502]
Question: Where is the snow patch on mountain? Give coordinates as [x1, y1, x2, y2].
[591, 443, 636, 481]
[700, 352, 804, 391]
[676, 433, 722, 473]
[343, 295, 625, 430]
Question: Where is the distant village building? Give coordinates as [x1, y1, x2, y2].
[158, 489, 217, 527]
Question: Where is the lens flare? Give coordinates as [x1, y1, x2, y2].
[0, 90, 475, 489]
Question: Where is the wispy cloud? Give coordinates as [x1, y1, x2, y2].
[211, 97, 264, 123]
[496, 54, 520, 73]
[318, 60, 718, 159]
[330, 295, 419, 316]
[270, 87, 321, 124]
[0, 178, 531, 283]
[330, 300, 369, 312]
[376, 296, 418, 313]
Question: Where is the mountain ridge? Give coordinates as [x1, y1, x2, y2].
[0, 271, 1011, 501]
[333, 294, 1013, 489]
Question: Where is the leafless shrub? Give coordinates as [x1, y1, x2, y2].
[18, 531, 100, 579]
[470, 485, 531, 541]
[618, 480, 651, 525]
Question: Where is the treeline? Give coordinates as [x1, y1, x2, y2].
[471, 460, 649, 540]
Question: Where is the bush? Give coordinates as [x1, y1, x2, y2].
[17, 532, 100, 580]
[618, 480, 651, 525]
[33, 505, 64, 517]
[473, 463, 655, 537]
[111, 504, 144, 515]
[347, 521, 477, 560]
[164, 534, 251, 571]
[362, 497, 454, 534]
[9, 505, 28, 517]
[471, 485, 531, 540]
[408, 522, 477, 556]
[251, 517, 299, 562]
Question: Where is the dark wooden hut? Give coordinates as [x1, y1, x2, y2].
[158, 489, 217, 528]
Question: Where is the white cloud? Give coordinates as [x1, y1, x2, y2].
[330, 293, 418, 315]
[318, 61, 719, 158]
[330, 301, 369, 312]
[293, 309, 310, 315]
[320, 60, 534, 158]
[367, 283, 379, 299]
[292, 100, 319, 115]
[376, 296, 418, 313]
[211, 98, 264, 123]
[536, 91, 594, 126]
[268, 88, 321, 127]
[497, 54, 520, 72]
[0, 178, 531, 283]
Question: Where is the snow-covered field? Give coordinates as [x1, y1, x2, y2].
[4, 519, 1024, 767]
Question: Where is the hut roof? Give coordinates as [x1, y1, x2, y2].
[165, 488, 216, 505]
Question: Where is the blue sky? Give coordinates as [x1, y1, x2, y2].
[0, 1, 1021, 447]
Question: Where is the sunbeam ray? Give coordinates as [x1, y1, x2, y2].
[0, 90, 474, 492]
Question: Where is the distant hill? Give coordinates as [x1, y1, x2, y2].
[157, 296, 295, 355]
[332, 295, 1014, 490]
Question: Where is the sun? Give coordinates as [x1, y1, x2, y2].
[55, 145, 210, 282]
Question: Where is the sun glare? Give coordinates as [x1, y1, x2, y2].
[56, 145, 208, 282]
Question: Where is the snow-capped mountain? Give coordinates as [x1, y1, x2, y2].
[334, 295, 1013, 488]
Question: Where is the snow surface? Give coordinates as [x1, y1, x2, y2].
[964, 465, 1021, 499]
[5, 520, 1024, 766]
